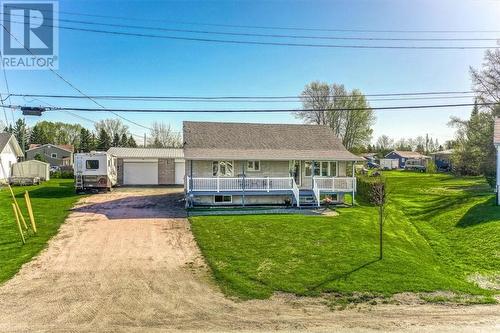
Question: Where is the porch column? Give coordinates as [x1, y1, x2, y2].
[352, 161, 356, 207]
[189, 160, 193, 208]
[242, 161, 246, 207]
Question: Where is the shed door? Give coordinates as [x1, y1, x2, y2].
[123, 162, 158, 185]
[174, 161, 185, 185]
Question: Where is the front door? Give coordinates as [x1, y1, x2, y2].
[291, 160, 301, 186]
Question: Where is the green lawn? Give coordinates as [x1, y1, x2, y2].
[190, 172, 500, 300]
[0, 179, 80, 283]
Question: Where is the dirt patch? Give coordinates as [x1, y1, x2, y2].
[0, 188, 498, 332]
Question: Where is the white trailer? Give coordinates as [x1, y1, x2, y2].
[380, 158, 399, 170]
[74, 152, 117, 192]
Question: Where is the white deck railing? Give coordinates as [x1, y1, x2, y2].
[187, 176, 295, 192]
[313, 176, 356, 192]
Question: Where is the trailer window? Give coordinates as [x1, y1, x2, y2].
[86, 160, 99, 169]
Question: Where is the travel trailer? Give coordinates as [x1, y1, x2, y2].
[74, 152, 117, 192]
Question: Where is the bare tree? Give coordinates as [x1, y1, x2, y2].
[471, 49, 500, 112]
[95, 119, 130, 140]
[147, 122, 182, 148]
[295, 81, 375, 150]
[296, 81, 331, 125]
[375, 135, 394, 152]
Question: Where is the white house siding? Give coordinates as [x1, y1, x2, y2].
[0, 144, 18, 180]
[187, 160, 347, 179]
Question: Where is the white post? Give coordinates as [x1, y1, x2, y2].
[266, 177, 270, 192]
[497, 146, 500, 205]
[186, 176, 190, 192]
[217, 176, 220, 192]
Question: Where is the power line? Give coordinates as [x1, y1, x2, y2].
[7, 101, 496, 113]
[8, 93, 477, 104]
[4, 18, 500, 50]
[1, 23, 153, 135]
[7, 5, 500, 34]
[4, 91, 475, 101]
[5, 11, 500, 42]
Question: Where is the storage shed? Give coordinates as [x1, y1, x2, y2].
[11, 160, 50, 180]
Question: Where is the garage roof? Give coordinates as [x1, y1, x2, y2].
[108, 147, 184, 159]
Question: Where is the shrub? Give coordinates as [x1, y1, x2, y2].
[356, 175, 385, 205]
[426, 161, 437, 174]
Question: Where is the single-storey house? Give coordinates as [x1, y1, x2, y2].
[107, 147, 185, 186]
[26, 144, 74, 166]
[430, 149, 454, 171]
[384, 150, 429, 169]
[183, 121, 361, 207]
[0, 133, 23, 182]
[494, 118, 500, 205]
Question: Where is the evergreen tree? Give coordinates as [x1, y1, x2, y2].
[127, 135, 137, 148]
[120, 133, 129, 147]
[96, 128, 112, 151]
[112, 133, 120, 147]
[29, 123, 50, 145]
[79, 128, 93, 152]
[13, 118, 29, 152]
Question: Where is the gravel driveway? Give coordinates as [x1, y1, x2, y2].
[0, 188, 498, 332]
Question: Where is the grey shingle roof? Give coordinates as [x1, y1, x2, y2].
[108, 147, 184, 159]
[183, 121, 361, 161]
[0, 133, 11, 152]
[0, 133, 23, 156]
[387, 150, 428, 159]
[495, 118, 500, 144]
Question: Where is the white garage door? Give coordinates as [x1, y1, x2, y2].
[123, 162, 158, 185]
[175, 161, 185, 185]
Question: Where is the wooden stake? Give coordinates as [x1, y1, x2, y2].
[12, 203, 25, 244]
[24, 191, 37, 234]
[7, 184, 28, 230]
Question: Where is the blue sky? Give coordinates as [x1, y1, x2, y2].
[4, 0, 500, 144]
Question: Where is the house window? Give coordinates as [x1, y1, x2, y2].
[214, 195, 232, 204]
[212, 161, 233, 177]
[246, 160, 260, 172]
[313, 161, 321, 176]
[86, 160, 99, 169]
[330, 162, 338, 176]
[51, 153, 57, 158]
[320, 162, 331, 176]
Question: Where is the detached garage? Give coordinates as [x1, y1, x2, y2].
[108, 147, 184, 186]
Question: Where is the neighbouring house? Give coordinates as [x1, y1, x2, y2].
[0, 133, 23, 182]
[384, 150, 429, 169]
[183, 121, 361, 207]
[26, 144, 74, 167]
[107, 147, 185, 186]
[430, 149, 454, 171]
[360, 152, 378, 163]
[11, 160, 50, 181]
[494, 118, 500, 205]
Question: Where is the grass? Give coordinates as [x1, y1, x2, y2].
[190, 172, 500, 300]
[0, 179, 80, 284]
